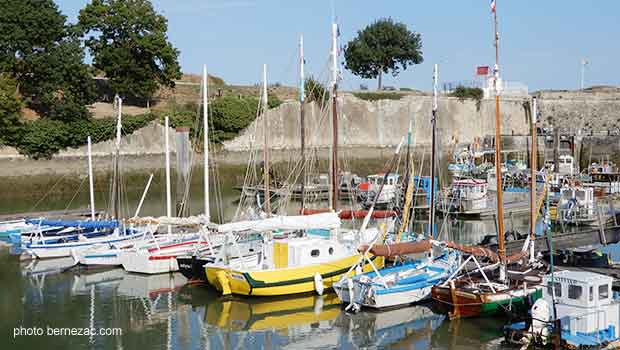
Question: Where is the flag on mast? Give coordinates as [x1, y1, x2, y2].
[490, 0, 496, 12]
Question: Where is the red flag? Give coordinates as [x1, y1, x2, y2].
[476, 66, 490, 76]
[490, 0, 496, 12]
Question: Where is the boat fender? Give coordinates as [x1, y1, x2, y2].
[313, 296, 324, 315]
[216, 271, 232, 296]
[314, 273, 324, 296]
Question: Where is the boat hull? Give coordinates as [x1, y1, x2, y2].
[431, 284, 542, 319]
[206, 255, 383, 297]
[26, 232, 144, 259]
[177, 256, 213, 282]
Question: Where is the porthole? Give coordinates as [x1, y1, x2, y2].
[311, 249, 320, 257]
[328, 247, 334, 255]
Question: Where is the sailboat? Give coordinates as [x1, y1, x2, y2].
[333, 65, 461, 310]
[205, 26, 383, 297]
[23, 103, 152, 259]
[431, 1, 543, 319]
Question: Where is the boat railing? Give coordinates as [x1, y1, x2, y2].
[562, 308, 608, 342]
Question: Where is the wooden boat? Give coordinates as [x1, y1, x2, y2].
[432, 2, 543, 320]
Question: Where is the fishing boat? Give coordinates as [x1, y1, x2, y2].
[360, 173, 401, 208]
[557, 184, 602, 225]
[431, 1, 543, 320]
[505, 270, 620, 349]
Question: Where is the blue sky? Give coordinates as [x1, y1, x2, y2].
[57, 0, 619, 92]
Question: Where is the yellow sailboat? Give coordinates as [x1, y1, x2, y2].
[206, 234, 383, 296]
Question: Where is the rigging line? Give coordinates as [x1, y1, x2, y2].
[64, 175, 87, 212]
[29, 172, 71, 212]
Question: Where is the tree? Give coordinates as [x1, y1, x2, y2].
[0, 74, 23, 144]
[78, 0, 182, 102]
[344, 18, 423, 90]
[0, 0, 95, 120]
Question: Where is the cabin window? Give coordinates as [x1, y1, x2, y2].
[547, 282, 561, 297]
[310, 249, 320, 257]
[328, 247, 334, 255]
[568, 285, 583, 300]
[599, 285, 609, 300]
[589, 286, 594, 302]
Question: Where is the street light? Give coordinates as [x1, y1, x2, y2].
[580, 58, 589, 90]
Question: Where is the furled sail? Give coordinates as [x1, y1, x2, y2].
[358, 240, 432, 257]
[218, 213, 341, 234]
[300, 208, 398, 219]
[25, 219, 119, 229]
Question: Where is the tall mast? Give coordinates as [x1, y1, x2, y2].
[262, 64, 271, 216]
[87, 136, 96, 221]
[330, 21, 339, 211]
[299, 35, 306, 211]
[203, 65, 210, 221]
[529, 97, 538, 262]
[492, 1, 506, 277]
[429, 64, 438, 239]
[113, 95, 122, 220]
[164, 116, 172, 234]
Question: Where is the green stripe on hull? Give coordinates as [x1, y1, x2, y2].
[244, 256, 378, 290]
[480, 289, 542, 316]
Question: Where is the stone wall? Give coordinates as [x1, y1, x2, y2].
[223, 93, 530, 152]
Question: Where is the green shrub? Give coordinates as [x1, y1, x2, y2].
[12, 114, 155, 159]
[353, 92, 405, 101]
[304, 76, 329, 107]
[451, 86, 483, 101]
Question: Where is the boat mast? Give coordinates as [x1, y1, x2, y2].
[203, 64, 210, 221]
[262, 64, 271, 216]
[529, 97, 538, 262]
[299, 35, 306, 211]
[113, 95, 122, 220]
[164, 116, 172, 234]
[429, 64, 438, 240]
[492, 1, 507, 279]
[87, 136, 96, 221]
[330, 22, 339, 211]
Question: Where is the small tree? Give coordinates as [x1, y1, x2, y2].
[304, 76, 328, 107]
[78, 0, 182, 102]
[344, 18, 423, 90]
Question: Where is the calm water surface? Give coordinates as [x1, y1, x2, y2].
[1, 247, 512, 350]
[1, 167, 532, 349]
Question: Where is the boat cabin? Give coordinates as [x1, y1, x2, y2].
[558, 155, 576, 176]
[451, 179, 488, 200]
[269, 237, 349, 269]
[367, 173, 400, 187]
[544, 270, 620, 341]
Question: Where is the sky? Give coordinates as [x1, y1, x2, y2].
[56, 0, 620, 92]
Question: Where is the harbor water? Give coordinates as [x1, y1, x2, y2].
[0, 164, 540, 350]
